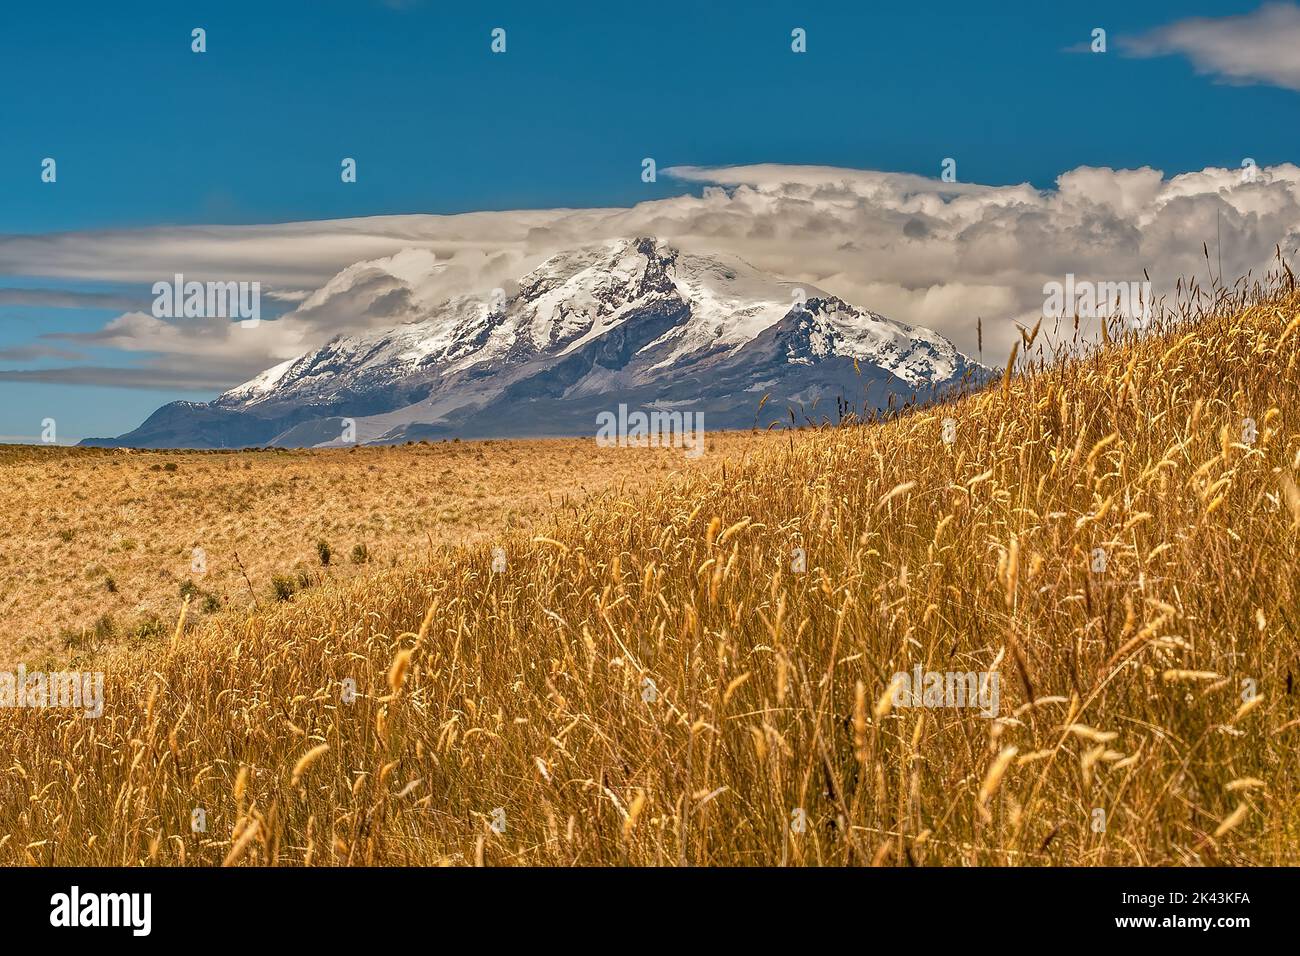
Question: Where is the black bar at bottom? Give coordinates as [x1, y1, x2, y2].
[0, 866, 1278, 941]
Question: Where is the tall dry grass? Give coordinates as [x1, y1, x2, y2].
[0, 436, 738, 662]
[1, 272, 1298, 866]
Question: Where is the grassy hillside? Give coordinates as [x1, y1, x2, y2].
[2, 284, 1298, 866]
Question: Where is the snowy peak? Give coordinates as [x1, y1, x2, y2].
[221, 356, 299, 402]
[103, 237, 986, 448]
[511, 237, 682, 355]
[774, 295, 963, 387]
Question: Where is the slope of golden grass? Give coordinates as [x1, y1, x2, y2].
[1, 286, 1298, 866]
[0, 436, 756, 664]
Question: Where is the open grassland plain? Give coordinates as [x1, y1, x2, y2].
[1, 284, 1298, 866]
[0, 436, 760, 664]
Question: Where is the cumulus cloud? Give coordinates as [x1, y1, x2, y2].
[1122, 2, 1300, 91]
[2, 161, 1299, 391]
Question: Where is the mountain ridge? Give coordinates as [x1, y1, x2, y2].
[81, 237, 987, 448]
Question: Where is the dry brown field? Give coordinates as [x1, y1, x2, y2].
[0, 435, 766, 664]
[0, 284, 1297, 866]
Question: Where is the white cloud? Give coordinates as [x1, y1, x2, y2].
[1122, 2, 1300, 91]
[3, 161, 1300, 389]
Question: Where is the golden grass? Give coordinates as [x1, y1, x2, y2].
[1, 280, 1298, 866]
[0, 436, 751, 663]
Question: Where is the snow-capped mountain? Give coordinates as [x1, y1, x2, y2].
[84, 238, 986, 448]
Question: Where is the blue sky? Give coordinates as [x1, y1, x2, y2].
[1, 0, 1298, 441]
